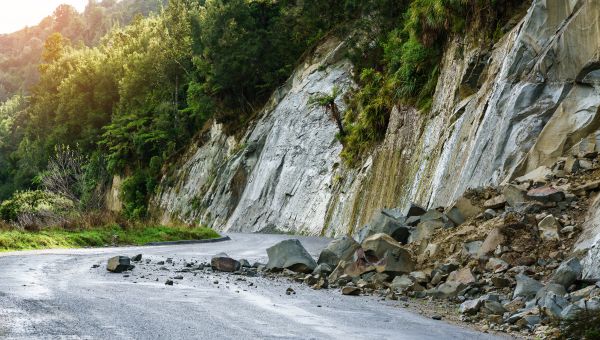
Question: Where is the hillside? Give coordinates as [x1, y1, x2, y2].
[0, 0, 166, 102]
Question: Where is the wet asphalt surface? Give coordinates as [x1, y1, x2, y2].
[0, 233, 506, 339]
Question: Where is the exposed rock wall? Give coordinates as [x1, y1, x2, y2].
[151, 0, 600, 273]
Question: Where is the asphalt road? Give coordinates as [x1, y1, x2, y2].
[0, 233, 505, 340]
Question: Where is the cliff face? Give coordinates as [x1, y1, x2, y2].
[150, 0, 600, 271]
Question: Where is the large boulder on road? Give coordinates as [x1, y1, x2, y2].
[266, 239, 317, 273]
[317, 236, 360, 268]
[356, 210, 410, 244]
[361, 233, 414, 275]
[107, 256, 133, 273]
[211, 253, 241, 272]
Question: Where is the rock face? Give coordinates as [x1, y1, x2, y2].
[147, 0, 600, 258]
[266, 239, 317, 273]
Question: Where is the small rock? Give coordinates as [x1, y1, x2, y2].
[285, 287, 295, 295]
[431, 315, 442, 320]
[538, 215, 561, 241]
[173, 275, 184, 280]
[239, 259, 251, 268]
[317, 236, 360, 268]
[342, 286, 361, 296]
[131, 254, 142, 262]
[460, 299, 482, 314]
[165, 280, 174, 286]
[484, 195, 507, 209]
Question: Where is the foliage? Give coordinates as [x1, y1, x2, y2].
[0, 190, 74, 222]
[120, 170, 158, 220]
[0, 225, 220, 251]
[558, 308, 600, 340]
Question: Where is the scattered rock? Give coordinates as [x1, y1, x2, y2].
[165, 280, 174, 286]
[211, 253, 241, 272]
[447, 267, 476, 285]
[527, 187, 565, 203]
[484, 195, 507, 209]
[239, 259, 251, 268]
[107, 256, 133, 273]
[131, 254, 142, 262]
[446, 197, 482, 225]
[341, 286, 361, 296]
[285, 287, 295, 295]
[266, 239, 317, 273]
[405, 203, 427, 218]
[502, 185, 527, 207]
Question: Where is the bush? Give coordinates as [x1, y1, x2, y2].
[558, 308, 600, 340]
[120, 170, 158, 220]
[0, 190, 75, 229]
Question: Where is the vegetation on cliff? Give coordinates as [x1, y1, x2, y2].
[0, 0, 524, 230]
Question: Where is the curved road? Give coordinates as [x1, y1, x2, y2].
[0, 233, 504, 339]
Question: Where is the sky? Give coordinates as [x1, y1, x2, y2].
[0, 0, 88, 34]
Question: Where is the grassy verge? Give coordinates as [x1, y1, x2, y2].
[0, 225, 220, 252]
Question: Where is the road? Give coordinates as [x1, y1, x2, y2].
[0, 233, 506, 340]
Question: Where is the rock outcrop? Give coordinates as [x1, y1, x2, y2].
[147, 1, 600, 279]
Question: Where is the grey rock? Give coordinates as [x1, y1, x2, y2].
[513, 274, 543, 299]
[312, 263, 333, 275]
[502, 185, 527, 207]
[550, 258, 582, 288]
[239, 259, 251, 268]
[317, 236, 360, 268]
[428, 281, 466, 298]
[538, 292, 569, 318]
[390, 275, 413, 291]
[341, 286, 361, 296]
[131, 254, 142, 262]
[266, 239, 317, 273]
[481, 300, 507, 315]
[405, 203, 427, 218]
[357, 211, 410, 244]
[527, 186, 565, 203]
[410, 220, 444, 243]
[535, 283, 567, 301]
[107, 256, 132, 273]
[460, 299, 482, 314]
[445, 197, 482, 225]
[463, 241, 483, 257]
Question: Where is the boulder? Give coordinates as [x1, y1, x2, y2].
[447, 267, 476, 285]
[405, 203, 427, 218]
[420, 209, 455, 228]
[483, 195, 507, 209]
[317, 236, 360, 268]
[390, 275, 413, 291]
[313, 263, 333, 275]
[357, 211, 410, 244]
[266, 239, 317, 273]
[527, 187, 566, 203]
[211, 253, 241, 272]
[550, 258, 582, 288]
[428, 281, 466, 298]
[513, 274, 543, 299]
[538, 292, 569, 318]
[481, 300, 507, 315]
[239, 259, 251, 268]
[515, 166, 552, 184]
[502, 185, 527, 207]
[477, 228, 505, 257]
[460, 299, 483, 314]
[463, 241, 483, 257]
[410, 220, 444, 243]
[131, 254, 142, 262]
[341, 286, 361, 296]
[486, 257, 509, 273]
[361, 233, 414, 275]
[538, 215, 561, 241]
[446, 197, 482, 225]
[409, 271, 429, 284]
[107, 256, 133, 273]
[536, 283, 567, 301]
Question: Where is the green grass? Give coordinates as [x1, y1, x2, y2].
[0, 225, 220, 252]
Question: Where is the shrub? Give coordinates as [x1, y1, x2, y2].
[558, 308, 600, 340]
[0, 190, 75, 229]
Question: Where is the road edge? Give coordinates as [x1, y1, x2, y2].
[144, 235, 231, 246]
